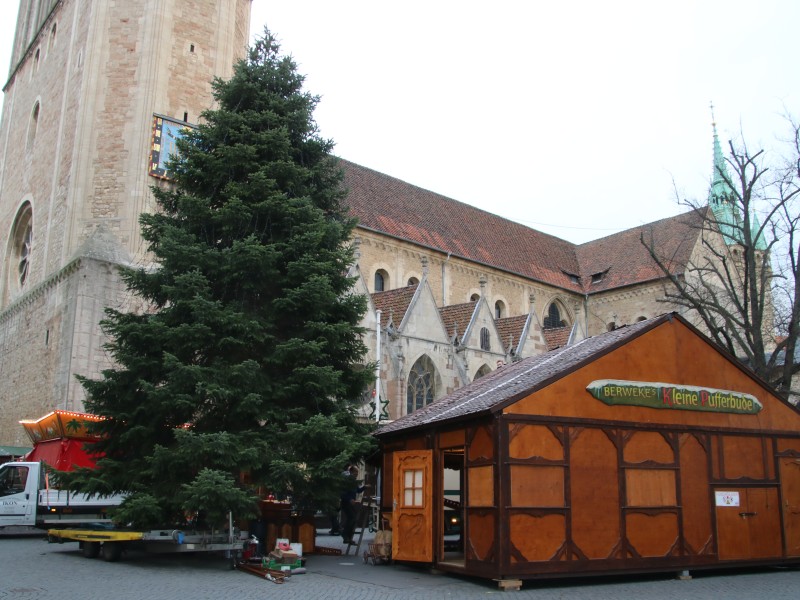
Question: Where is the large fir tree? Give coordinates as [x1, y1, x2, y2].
[65, 30, 374, 528]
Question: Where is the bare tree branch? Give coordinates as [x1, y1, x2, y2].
[641, 118, 800, 402]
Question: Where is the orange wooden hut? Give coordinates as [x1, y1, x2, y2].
[375, 314, 800, 587]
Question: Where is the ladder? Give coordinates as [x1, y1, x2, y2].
[343, 501, 372, 556]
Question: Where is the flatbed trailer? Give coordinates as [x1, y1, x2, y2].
[48, 524, 245, 564]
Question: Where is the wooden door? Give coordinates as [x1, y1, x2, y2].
[715, 487, 782, 560]
[392, 449, 433, 562]
[779, 457, 800, 557]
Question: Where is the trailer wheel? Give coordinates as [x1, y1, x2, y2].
[82, 541, 101, 559]
[101, 542, 122, 562]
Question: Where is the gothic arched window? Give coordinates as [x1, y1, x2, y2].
[544, 302, 566, 328]
[407, 355, 437, 414]
[5, 202, 33, 305]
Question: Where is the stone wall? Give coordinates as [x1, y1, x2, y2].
[585, 280, 677, 336]
[0, 255, 129, 447]
[0, 0, 251, 445]
[355, 229, 585, 329]
[0, 265, 71, 447]
[0, 1, 88, 306]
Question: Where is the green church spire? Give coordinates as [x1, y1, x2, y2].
[707, 103, 767, 250]
[708, 103, 736, 208]
[708, 104, 739, 244]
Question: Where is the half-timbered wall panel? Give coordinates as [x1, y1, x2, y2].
[468, 465, 494, 507]
[510, 465, 564, 507]
[679, 433, 713, 555]
[403, 436, 429, 451]
[624, 431, 674, 464]
[748, 488, 782, 558]
[778, 439, 800, 454]
[711, 435, 722, 480]
[625, 469, 677, 506]
[570, 428, 620, 559]
[469, 425, 494, 462]
[439, 429, 465, 448]
[779, 457, 800, 557]
[510, 513, 566, 563]
[720, 436, 767, 480]
[508, 424, 563, 460]
[626, 512, 679, 557]
[467, 510, 495, 561]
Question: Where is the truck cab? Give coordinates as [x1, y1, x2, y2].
[0, 462, 38, 527]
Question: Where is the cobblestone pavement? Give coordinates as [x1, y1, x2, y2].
[2, 531, 799, 599]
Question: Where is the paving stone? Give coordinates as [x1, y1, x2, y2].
[2, 533, 799, 599]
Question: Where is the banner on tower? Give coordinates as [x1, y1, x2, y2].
[149, 114, 194, 179]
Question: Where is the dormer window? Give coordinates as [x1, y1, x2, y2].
[591, 272, 604, 284]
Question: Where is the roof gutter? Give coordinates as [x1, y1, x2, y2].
[442, 252, 451, 305]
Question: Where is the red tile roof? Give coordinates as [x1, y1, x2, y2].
[439, 302, 477, 341]
[371, 285, 418, 327]
[542, 326, 572, 350]
[576, 209, 706, 292]
[341, 160, 704, 295]
[341, 160, 584, 292]
[495, 315, 529, 352]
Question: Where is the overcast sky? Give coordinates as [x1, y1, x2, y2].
[2, 1, 798, 244]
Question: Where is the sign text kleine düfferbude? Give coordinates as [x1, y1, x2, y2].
[586, 379, 762, 415]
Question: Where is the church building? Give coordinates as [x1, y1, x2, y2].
[0, 0, 756, 446]
[342, 155, 736, 421]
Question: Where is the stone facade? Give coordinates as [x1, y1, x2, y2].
[355, 267, 547, 423]
[0, 0, 250, 445]
[355, 230, 582, 336]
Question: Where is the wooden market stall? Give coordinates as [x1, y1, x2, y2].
[375, 314, 800, 587]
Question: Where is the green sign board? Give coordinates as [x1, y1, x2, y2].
[586, 379, 762, 415]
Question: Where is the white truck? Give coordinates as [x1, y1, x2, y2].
[0, 460, 124, 529]
[0, 460, 246, 564]
[3, 411, 247, 564]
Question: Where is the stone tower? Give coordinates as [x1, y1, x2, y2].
[0, 0, 251, 446]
